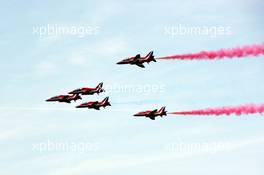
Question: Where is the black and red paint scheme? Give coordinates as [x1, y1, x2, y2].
[76, 97, 111, 110]
[134, 107, 167, 120]
[69, 82, 104, 95]
[46, 94, 82, 103]
[116, 51, 156, 68]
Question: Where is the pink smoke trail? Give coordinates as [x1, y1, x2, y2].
[169, 104, 264, 116]
[158, 43, 264, 60]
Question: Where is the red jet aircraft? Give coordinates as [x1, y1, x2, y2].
[46, 94, 82, 103]
[116, 51, 156, 68]
[134, 107, 167, 120]
[76, 97, 111, 110]
[69, 82, 104, 95]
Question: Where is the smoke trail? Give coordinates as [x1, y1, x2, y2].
[158, 43, 264, 60]
[170, 104, 264, 116]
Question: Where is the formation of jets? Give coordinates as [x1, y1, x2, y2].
[46, 83, 110, 110]
[46, 82, 167, 120]
[46, 51, 169, 120]
[117, 51, 156, 68]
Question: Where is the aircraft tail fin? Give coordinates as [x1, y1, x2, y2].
[96, 82, 104, 93]
[96, 82, 103, 89]
[102, 97, 111, 107]
[145, 51, 156, 63]
[158, 106, 167, 116]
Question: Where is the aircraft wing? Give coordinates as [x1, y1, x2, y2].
[146, 109, 157, 117]
[136, 63, 145, 68]
[130, 54, 141, 64]
[62, 96, 70, 101]
[91, 101, 99, 106]
[93, 106, 100, 110]
[91, 102, 100, 110]
[149, 116, 156, 120]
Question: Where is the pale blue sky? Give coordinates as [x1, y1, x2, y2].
[1, 0, 264, 174]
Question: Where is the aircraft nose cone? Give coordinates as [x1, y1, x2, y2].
[46, 98, 52, 102]
[76, 105, 81, 108]
[116, 60, 125, 64]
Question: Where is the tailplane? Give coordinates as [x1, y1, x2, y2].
[157, 106, 167, 116]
